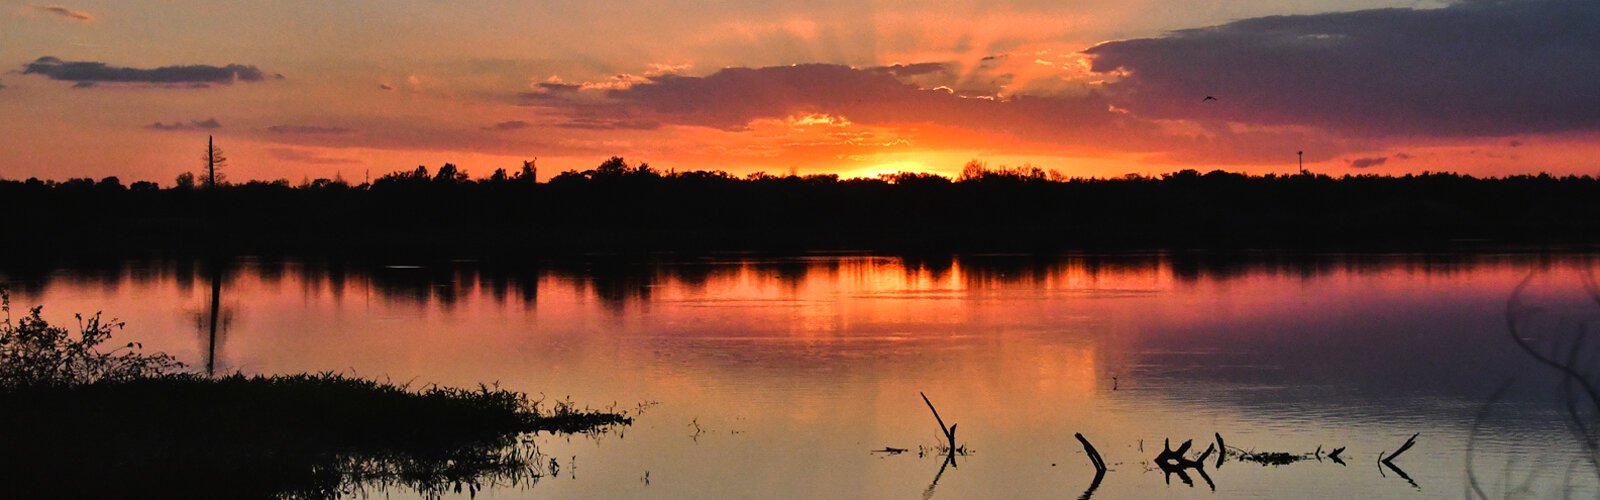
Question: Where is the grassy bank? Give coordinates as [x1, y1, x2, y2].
[0, 374, 632, 498]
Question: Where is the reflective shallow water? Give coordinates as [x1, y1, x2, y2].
[5, 252, 1599, 498]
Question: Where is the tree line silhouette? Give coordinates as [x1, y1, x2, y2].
[4, 156, 1600, 257]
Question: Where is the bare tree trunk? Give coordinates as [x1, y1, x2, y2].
[207, 135, 215, 188]
[204, 135, 220, 375]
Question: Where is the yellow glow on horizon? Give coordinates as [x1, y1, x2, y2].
[847, 161, 935, 179]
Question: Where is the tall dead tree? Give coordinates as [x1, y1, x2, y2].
[203, 135, 228, 188]
[201, 136, 227, 374]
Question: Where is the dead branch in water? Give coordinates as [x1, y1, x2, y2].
[919, 392, 964, 456]
[1155, 439, 1205, 469]
[1211, 433, 1348, 467]
[1153, 438, 1213, 490]
[1214, 433, 1226, 468]
[1379, 433, 1418, 466]
[1074, 433, 1107, 500]
[1235, 450, 1304, 466]
[1074, 433, 1107, 473]
[1376, 433, 1420, 489]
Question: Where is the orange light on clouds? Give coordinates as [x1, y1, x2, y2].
[784, 113, 853, 128]
[4, 1, 1598, 182]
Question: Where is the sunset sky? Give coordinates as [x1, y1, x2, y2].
[2, 0, 1597, 183]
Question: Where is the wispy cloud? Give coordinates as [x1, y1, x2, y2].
[644, 63, 692, 76]
[23, 57, 276, 87]
[482, 120, 532, 131]
[868, 62, 949, 78]
[1347, 156, 1388, 168]
[146, 118, 222, 131]
[29, 5, 93, 22]
[267, 125, 353, 135]
[268, 148, 361, 165]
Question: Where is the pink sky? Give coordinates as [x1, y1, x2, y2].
[2, 0, 1597, 184]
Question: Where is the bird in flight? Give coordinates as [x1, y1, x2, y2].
[1202, 95, 1217, 102]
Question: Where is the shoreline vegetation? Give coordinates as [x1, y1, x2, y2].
[0, 290, 634, 499]
[4, 158, 1600, 257]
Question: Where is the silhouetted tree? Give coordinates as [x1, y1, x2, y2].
[6, 158, 1600, 257]
[433, 163, 468, 184]
[96, 177, 124, 191]
[594, 156, 629, 178]
[202, 136, 228, 188]
[880, 172, 952, 186]
[374, 166, 431, 187]
[518, 159, 537, 184]
[959, 160, 989, 182]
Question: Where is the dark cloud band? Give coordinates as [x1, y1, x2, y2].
[1348, 156, 1388, 168]
[23, 57, 273, 86]
[482, 120, 533, 131]
[267, 125, 353, 135]
[528, 63, 1121, 135]
[1084, 0, 1600, 137]
[146, 118, 222, 131]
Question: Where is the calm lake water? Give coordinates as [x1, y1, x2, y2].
[6, 252, 1600, 499]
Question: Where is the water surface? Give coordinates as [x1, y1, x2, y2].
[5, 253, 1598, 498]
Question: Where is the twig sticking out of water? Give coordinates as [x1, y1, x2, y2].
[1380, 433, 1419, 466]
[1155, 439, 1205, 469]
[1377, 433, 1420, 489]
[1327, 446, 1346, 464]
[1075, 433, 1107, 474]
[1214, 433, 1227, 468]
[920, 392, 963, 456]
[1074, 433, 1107, 500]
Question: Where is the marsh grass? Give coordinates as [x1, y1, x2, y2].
[0, 288, 183, 388]
[0, 291, 632, 498]
[0, 374, 632, 498]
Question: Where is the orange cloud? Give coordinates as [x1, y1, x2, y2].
[28, 4, 92, 22]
